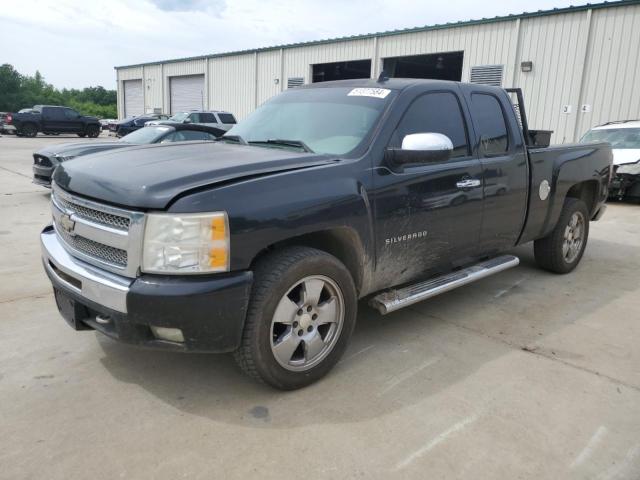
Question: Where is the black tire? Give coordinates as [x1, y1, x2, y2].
[234, 246, 357, 390]
[20, 123, 38, 138]
[77, 133, 86, 138]
[86, 125, 100, 138]
[534, 198, 590, 274]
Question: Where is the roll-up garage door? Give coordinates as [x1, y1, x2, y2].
[170, 75, 205, 113]
[123, 79, 143, 118]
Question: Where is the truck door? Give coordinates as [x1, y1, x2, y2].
[42, 107, 65, 132]
[371, 89, 484, 289]
[464, 89, 528, 255]
[63, 108, 84, 133]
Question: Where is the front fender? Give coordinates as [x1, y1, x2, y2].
[168, 161, 374, 282]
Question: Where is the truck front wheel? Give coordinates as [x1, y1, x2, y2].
[235, 247, 357, 390]
[86, 125, 100, 138]
[534, 198, 590, 274]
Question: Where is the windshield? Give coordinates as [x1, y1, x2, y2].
[169, 112, 189, 122]
[226, 87, 396, 155]
[581, 127, 640, 149]
[120, 126, 172, 144]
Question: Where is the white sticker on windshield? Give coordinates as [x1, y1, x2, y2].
[348, 88, 391, 99]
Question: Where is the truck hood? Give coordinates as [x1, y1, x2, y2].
[53, 141, 335, 209]
[612, 149, 640, 165]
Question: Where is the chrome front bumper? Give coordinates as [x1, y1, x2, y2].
[41, 227, 132, 313]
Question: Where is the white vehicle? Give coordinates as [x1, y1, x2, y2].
[146, 110, 236, 131]
[580, 120, 640, 201]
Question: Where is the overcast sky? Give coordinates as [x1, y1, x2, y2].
[1, 0, 584, 89]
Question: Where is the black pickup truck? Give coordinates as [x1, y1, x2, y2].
[40, 79, 612, 389]
[7, 105, 101, 138]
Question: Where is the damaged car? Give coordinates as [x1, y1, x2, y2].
[581, 120, 640, 202]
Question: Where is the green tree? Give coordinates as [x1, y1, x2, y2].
[0, 64, 116, 118]
[0, 64, 23, 111]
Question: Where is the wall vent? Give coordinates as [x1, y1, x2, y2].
[470, 65, 504, 87]
[287, 77, 305, 89]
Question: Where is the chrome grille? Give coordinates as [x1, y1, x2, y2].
[57, 227, 128, 267]
[54, 194, 130, 230]
[50, 184, 145, 278]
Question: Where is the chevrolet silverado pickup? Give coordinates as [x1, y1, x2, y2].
[40, 79, 612, 390]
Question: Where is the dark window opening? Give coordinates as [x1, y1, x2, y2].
[312, 60, 372, 83]
[383, 51, 463, 81]
[470, 93, 509, 155]
[390, 92, 470, 159]
[198, 113, 217, 123]
[217, 113, 236, 124]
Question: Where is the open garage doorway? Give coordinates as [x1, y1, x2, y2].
[312, 60, 372, 83]
[383, 51, 463, 81]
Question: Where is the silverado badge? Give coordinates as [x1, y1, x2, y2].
[385, 230, 428, 246]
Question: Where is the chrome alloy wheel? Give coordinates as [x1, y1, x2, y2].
[563, 211, 585, 263]
[270, 275, 345, 372]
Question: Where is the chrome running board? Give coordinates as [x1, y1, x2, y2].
[369, 255, 520, 315]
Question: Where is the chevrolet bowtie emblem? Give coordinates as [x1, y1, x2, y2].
[59, 213, 76, 236]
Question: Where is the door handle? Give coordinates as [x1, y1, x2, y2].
[456, 179, 481, 189]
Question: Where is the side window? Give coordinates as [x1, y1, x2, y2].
[64, 109, 80, 120]
[392, 92, 469, 159]
[45, 108, 65, 120]
[217, 113, 236, 124]
[188, 113, 200, 123]
[173, 130, 209, 141]
[199, 113, 216, 123]
[470, 94, 509, 155]
[160, 132, 177, 143]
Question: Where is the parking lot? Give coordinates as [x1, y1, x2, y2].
[0, 134, 639, 479]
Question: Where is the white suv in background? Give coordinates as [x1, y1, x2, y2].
[580, 120, 640, 201]
[146, 110, 237, 131]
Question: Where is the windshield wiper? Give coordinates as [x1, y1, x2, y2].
[249, 139, 314, 153]
[218, 135, 248, 145]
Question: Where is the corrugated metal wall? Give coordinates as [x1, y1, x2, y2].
[575, 4, 640, 139]
[115, 3, 640, 143]
[209, 53, 256, 119]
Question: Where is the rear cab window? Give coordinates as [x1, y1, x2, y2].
[43, 107, 65, 120]
[469, 93, 510, 156]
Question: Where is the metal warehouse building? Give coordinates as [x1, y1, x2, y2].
[115, 0, 640, 143]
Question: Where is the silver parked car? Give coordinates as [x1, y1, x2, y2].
[146, 110, 236, 131]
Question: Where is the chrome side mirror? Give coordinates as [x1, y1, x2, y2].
[386, 133, 454, 168]
[401, 133, 453, 152]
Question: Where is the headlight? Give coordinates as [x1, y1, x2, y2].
[55, 155, 75, 162]
[142, 212, 230, 274]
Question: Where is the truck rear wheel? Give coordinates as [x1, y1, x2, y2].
[235, 246, 357, 390]
[20, 123, 37, 138]
[534, 198, 589, 274]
